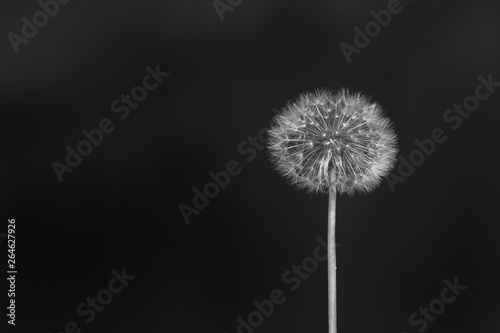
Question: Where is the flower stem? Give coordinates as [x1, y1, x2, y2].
[328, 186, 337, 333]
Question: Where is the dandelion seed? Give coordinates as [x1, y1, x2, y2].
[267, 88, 398, 333]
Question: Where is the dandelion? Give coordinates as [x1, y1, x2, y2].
[268, 88, 398, 333]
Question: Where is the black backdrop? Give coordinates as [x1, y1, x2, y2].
[2, 0, 500, 332]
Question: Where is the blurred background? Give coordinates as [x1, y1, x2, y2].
[1, 0, 499, 332]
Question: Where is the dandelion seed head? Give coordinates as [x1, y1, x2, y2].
[268, 89, 398, 195]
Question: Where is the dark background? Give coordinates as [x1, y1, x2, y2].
[2, 0, 499, 332]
